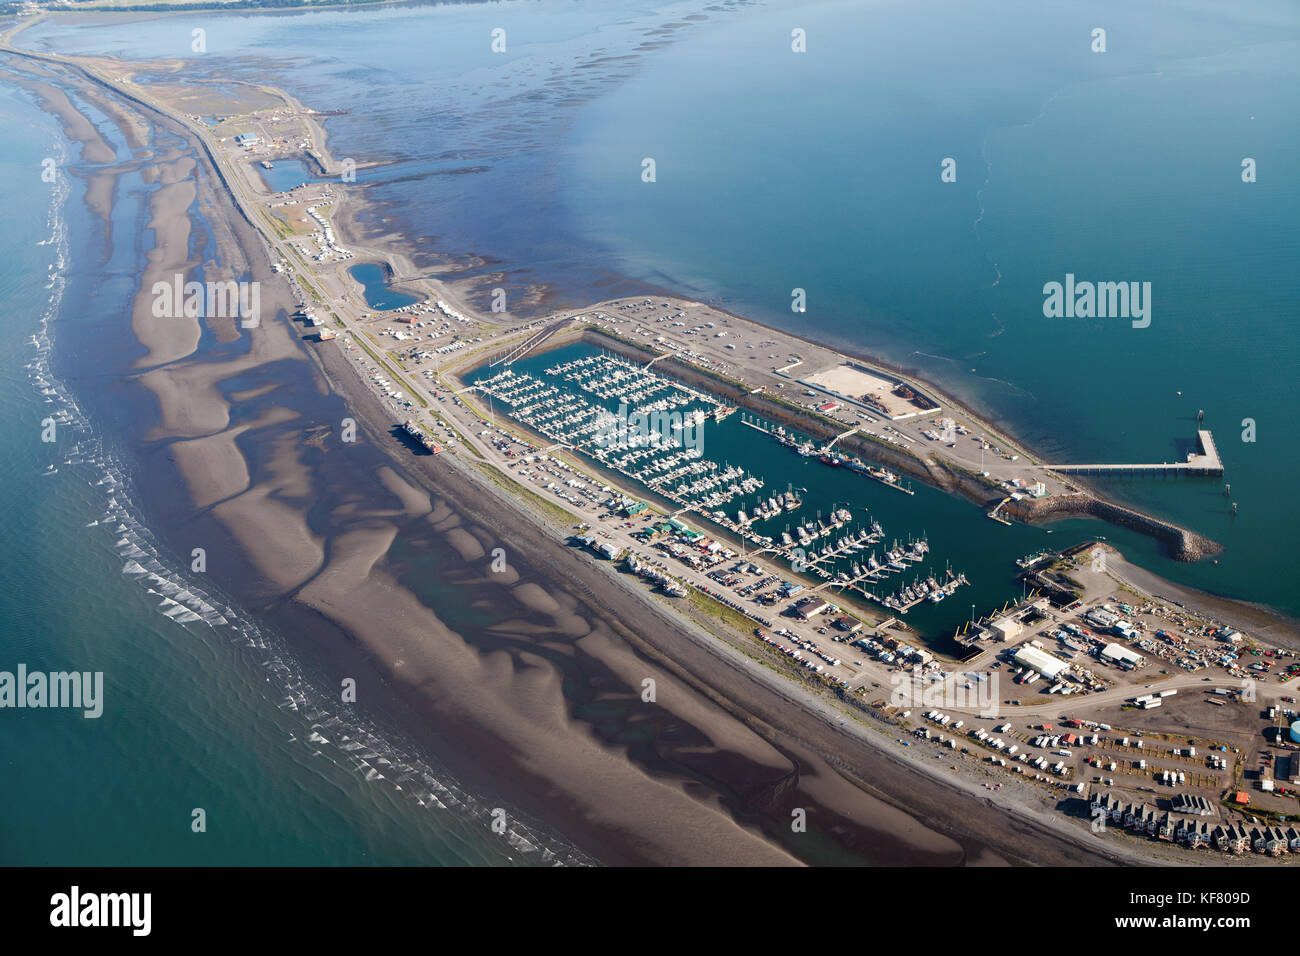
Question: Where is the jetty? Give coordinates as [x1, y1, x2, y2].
[489, 317, 573, 368]
[986, 497, 1014, 525]
[1045, 430, 1223, 477]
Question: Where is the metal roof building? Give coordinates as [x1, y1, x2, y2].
[990, 617, 1023, 641]
[1013, 644, 1068, 680]
[1101, 642, 1145, 667]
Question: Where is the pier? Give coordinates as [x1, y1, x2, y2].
[742, 413, 917, 495]
[834, 568, 969, 614]
[824, 426, 861, 451]
[986, 497, 1014, 525]
[489, 317, 573, 368]
[1045, 430, 1223, 477]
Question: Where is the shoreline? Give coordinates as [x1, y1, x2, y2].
[457, 324, 1291, 648]
[447, 320, 1284, 643]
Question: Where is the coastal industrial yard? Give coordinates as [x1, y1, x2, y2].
[4, 9, 1296, 876]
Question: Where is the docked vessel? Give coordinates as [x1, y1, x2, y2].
[402, 419, 442, 454]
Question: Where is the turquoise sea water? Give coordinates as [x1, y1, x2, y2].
[257, 157, 324, 193]
[349, 262, 420, 310]
[558, 0, 1300, 617]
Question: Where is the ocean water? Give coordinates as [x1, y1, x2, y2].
[349, 262, 420, 310]
[257, 157, 324, 193]
[0, 71, 580, 866]
[22, 0, 1298, 619]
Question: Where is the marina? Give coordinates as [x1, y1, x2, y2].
[471, 346, 988, 630]
[742, 414, 917, 495]
[477, 356, 790, 550]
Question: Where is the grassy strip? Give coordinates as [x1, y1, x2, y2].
[686, 588, 866, 700]
[946, 458, 1010, 491]
[688, 588, 756, 634]
[1218, 796, 1298, 823]
[470, 459, 579, 527]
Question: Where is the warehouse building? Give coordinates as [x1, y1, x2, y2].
[1280, 751, 1300, 783]
[989, 617, 1023, 641]
[1087, 607, 1118, 629]
[1013, 644, 1069, 681]
[795, 597, 830, 620]
[1101, 642, 1145, 668]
